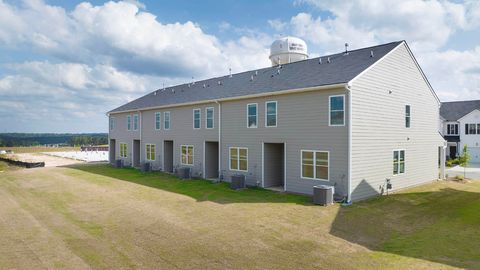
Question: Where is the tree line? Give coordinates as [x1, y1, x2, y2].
[0, 133, 107, 147]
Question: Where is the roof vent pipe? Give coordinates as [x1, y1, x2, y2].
[250, 75, 254, 81]
[327, 57, 331, 63]
[319, 58, 322, 64]
[344, 43, 349, 55]
[229, 68, 232, 78]
[370, 50, 374, 57]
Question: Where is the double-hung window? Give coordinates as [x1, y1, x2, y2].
[329, 95, 345, 126]
[155, 112, 161, 130]
[265, 101, 277, 127]
[447, 124, 458, 135]
[146, 144, 155, 161]
[193, 109, 201, 129]
[301, 150, 329, 180]
[181, 145, 194, 165]
[133, 114, 139, 131]
[109, 117, 115, 130]
[393, 150, 405, 175]
[230, 147, 248, 171]
[405, 105, 411, 128]
[247, 103, 257, 128]
[466, 123, 477, 135]
[120, 143, 127, 158]
[127, 115, 131, 131]
[206, 107, 214, 129]
[164, 111, 170, 130]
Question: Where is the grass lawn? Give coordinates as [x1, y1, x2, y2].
[0, 164, 478, 269]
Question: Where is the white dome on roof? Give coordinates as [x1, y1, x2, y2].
[269, 36, 308, 66]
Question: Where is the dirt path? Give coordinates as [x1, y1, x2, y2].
[9, 153, 84, 167]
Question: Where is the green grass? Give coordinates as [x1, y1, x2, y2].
[0, 161, 8, 171]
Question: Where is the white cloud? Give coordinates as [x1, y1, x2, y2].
[268, 19, 287, 32]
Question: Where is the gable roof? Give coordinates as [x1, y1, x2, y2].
[109, 41, 403, 114]
[440, 100, 480, 121]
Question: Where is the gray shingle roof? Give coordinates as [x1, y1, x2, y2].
[109, 41, 403, 113]
[440, 100, 480, 121]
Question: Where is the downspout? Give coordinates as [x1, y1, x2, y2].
[215, 100, 222, 181]
[139, 111, 142, 166]
[346, 83, 353, 204]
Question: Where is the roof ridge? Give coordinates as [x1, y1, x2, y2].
[442, 99, 480, 104]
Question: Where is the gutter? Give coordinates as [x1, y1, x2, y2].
[107, 83, 347, 116]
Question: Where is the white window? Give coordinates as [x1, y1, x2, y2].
[109, 117, 115, 130]
[127, 115, 131, 131]
[265, 101, 277, 127]
[466, 123, 478, 135]
[247, 103, 257, 128]
[164, 111, 170, 130]
[405, 105, 411, 128]
[329, 95, 345, 126]
[393, 150, 405, 175]
[229, 147, 248, 171]
[301, 150, 329, 180]
[206, 107, 214, 129]
[155, 112, 161, 130]
[181, 145, 194, 165]
[133, 114, 139, 131]
[120, 143, 127, 158]
[193, 109, 201, 129]
[146, 144, 156, 161]
[447, 124, 458, 135]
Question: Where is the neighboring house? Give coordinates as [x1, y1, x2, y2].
[440, 100, 480, 162]
[108, 39, 445, 202]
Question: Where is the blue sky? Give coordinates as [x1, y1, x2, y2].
[0, 0, 479, 133]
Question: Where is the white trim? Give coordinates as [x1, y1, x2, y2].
[205, 107, 214, 129]
[109, 116, 115, 131]
[216, 101, 222, 178]
[108, 83, 347, 116]
[193, 108, 201, 129]
[284, 143, 287, 191]
[203, 141, 206, 177]
[329, 94, 346, 126]
[261, 142, 264, 187]
[145, 143, 156, 161]
[229, 147, 248, 172]
[300, 150, 330, 181]
[247, 103, 258, 128]
[347, 85, 352, 203]
[446, 123, 459, 135]
[180, 145, 194, 166]
[164, 111, 171, 130]
[265, 100, 278, 127]
[457, 109, 480, 122]
[155, 112, 161, 130]
[393, 149, 406, 175]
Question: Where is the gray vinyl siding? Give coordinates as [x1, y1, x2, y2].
[108, 112, 140, 167]
[350, 43, 443, 201]
[220, 89, 349, 196]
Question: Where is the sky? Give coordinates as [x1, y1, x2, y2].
[0, 0, 479, 133]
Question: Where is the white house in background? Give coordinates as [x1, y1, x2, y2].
[440, 100, 480, 162]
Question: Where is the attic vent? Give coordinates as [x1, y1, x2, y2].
[218, 80, 222, 85]
[370, 50, 374, 57]
[255, 70, 258, 76]
[250, 75, 254, 81]
[203, 83, 206, 88]
[327, 57, 331, 63]
[153, 91, 157, 96]
[319, 58, 322, 64]
[171, 89, 175, 93]
[188, 83, 191, 88]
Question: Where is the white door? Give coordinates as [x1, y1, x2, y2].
[467, 147, 480, 163]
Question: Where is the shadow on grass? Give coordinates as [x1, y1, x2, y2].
[331, 180, 480, 269]
[63, 163, 312, 205]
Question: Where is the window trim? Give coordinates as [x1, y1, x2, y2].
[447, 123, 458, 135]
[119, 142, 128, 158]
[265, 101, 278, 128]
[205, 107, 214, 129]
[180, 145, 194, 166]
[300, 150, 330, 181]
[133, 113, 139, 131]
[229, 147, 248, 172]
[109, 117, 115, 131]
[145, 143, 156, 161]
[164, 111, 171, 130]
[466, 123, 477, 135]
[193, 108, 201, 129]
[328, 94, 346, 127]
[405, 104, 411, 128]
[155, 112, 161, 130]
[246, 103, 258, 128]
[127, 115, 131, 131]
[393, 149, 406, 176]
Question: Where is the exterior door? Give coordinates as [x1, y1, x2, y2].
[449, 145, 456, 159]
